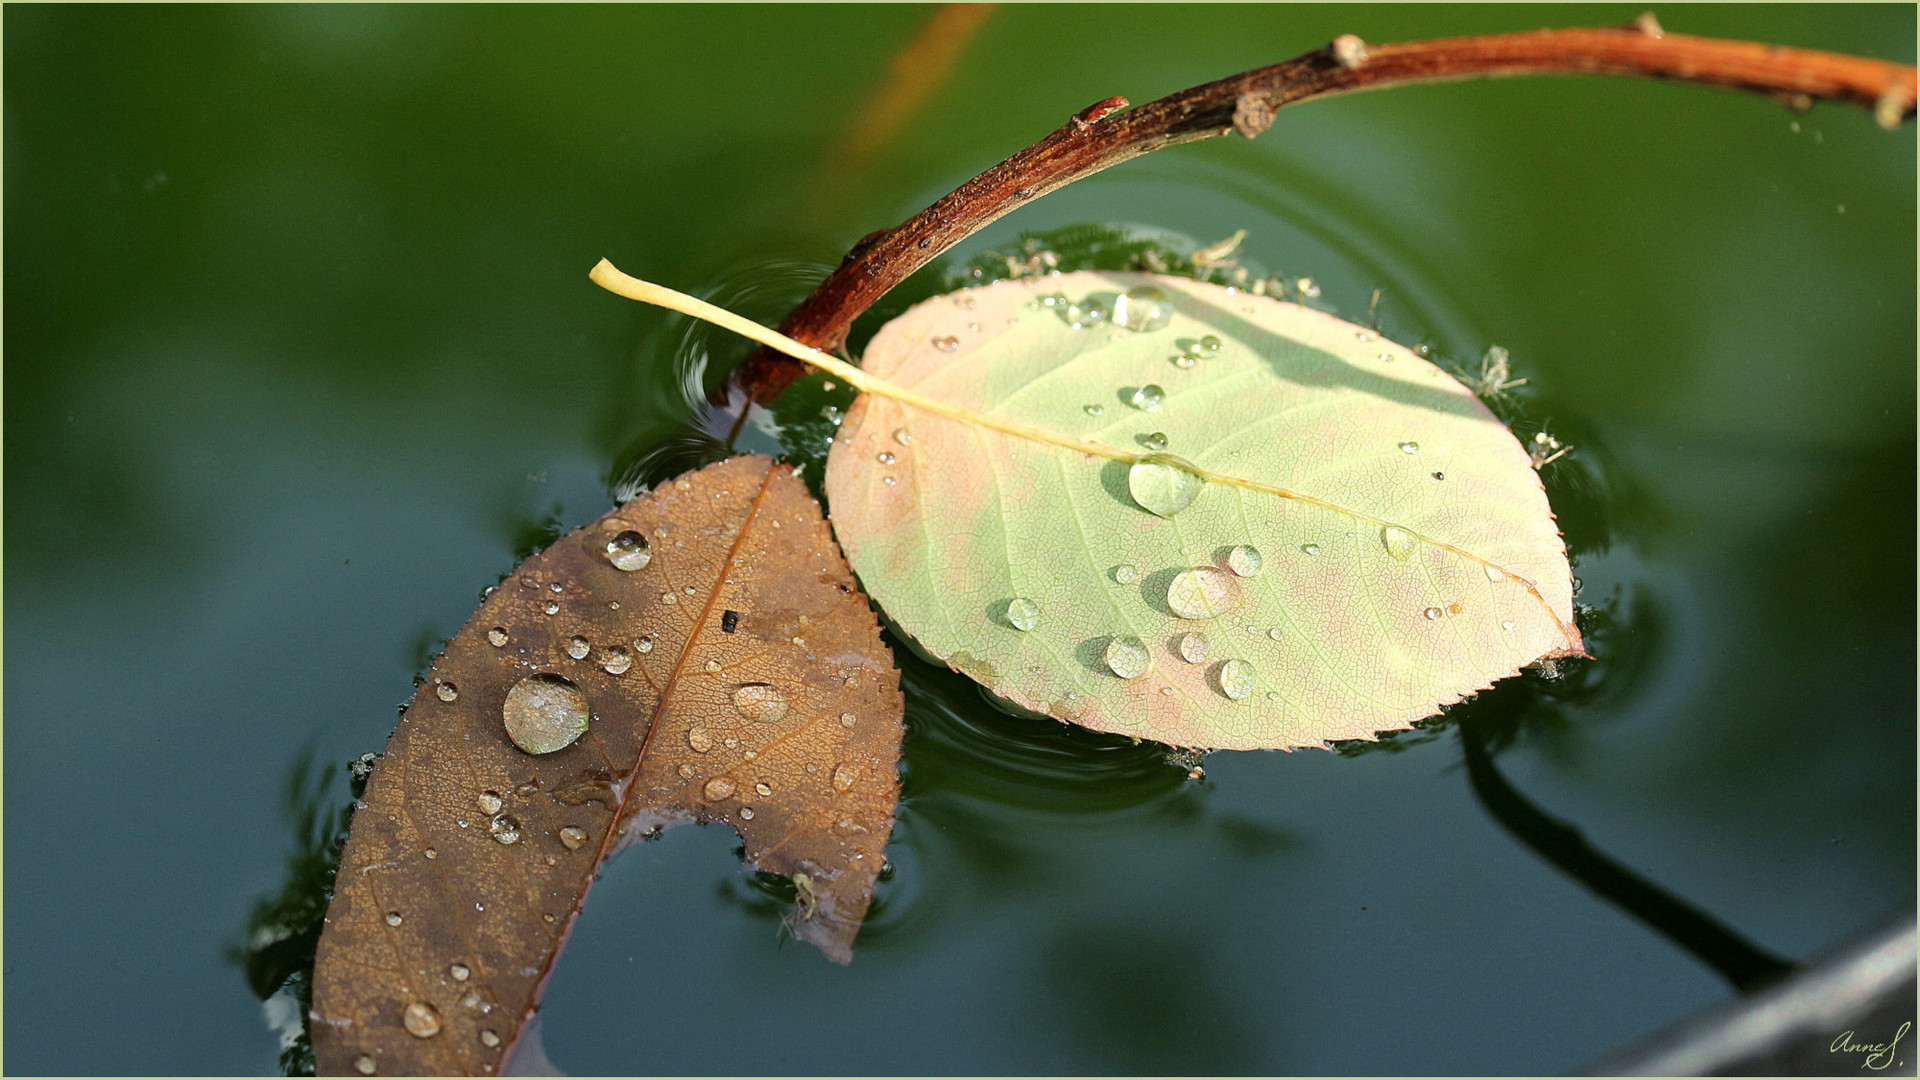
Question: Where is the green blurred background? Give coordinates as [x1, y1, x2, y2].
[5, 5, 1912, 1074]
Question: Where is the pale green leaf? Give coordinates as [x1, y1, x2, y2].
[823, 272, 1581, 750]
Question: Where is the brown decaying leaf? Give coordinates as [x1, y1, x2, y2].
[311, 456, 903, 1077]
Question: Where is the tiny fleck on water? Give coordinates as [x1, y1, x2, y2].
[4, 6, 1913, 1075]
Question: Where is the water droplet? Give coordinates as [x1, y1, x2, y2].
[1219, 658, 1255, 700]
[1501, 620, 1515, 631]
[559, 826, 588, 850]
[840, 712, 856, 727]
[633, 636, 654, 654]
[685, 725, 715, 752]
[450, 963, 470, 982]
[739, 807, 755, 820]
[1167, 566, 1241, 620]
[605, 530, 652, 571]
[877, 451, 896, 465]
[731, 683, 788, 723]
[423, 848, 436, 860]
[1006, 597, 1039, 631]
[1399, 441, 1419, 454]
[1113, 284, 1173, 332]
[704, 659, 721, 673]
[1104, 636, 1151, 679]
[487, 627, 509, 647]
[502, 674, 590, 755]
[832, 762, 861, 792]
[704, 777, 736, 801]
[1084, 403, 1105, 416]
[1178, 632, 1209, 664]
[1129, 454, 1204, 517]
[892, 428, 913, 445]
[1381, 526, 1415, 561]
[1423, 606, 1443, 620]
[1113, 564, 1138, 585]
[601, 647, 631, 675]
[1227, 544, 1263, 577]
[489, 814, 521, 844]
[386, 911, 403, 927]
[882, 476, 897, 486]
[355, 1054, 377, 1074]
[1197, 335, 1222, 355]
[1301, 543, 1320, 555]
[754, 782, 772, 796]
[1267, 627, 1284, 641]
[1129, 384, 1166, 412]
[435, 681, 458, 702]
[403, 1002, 442, 1039]
[476, 791, 503, 815]
[543, 601, 559, 616]
[931, 335, 959, 352]
[1483, 565, 1506, 583]
[565, 636, 590, 660]
[480, 1030, 501, 1049]
[1141, 432, 1169, 451]
[1357, 330, 1375, 342]
[1172, 354, 1197, 370]
[1266, 690, 1282, 702]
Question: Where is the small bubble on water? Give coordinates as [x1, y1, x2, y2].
[732, 683, 789, 723]
[704, 777, 736, 801]
[931, 335, 959, 353]
[487, 627, 509, 647]
[436, 681, 459, 702]
[403, 1002, 441, 1039]
[1006, 597, 1039, 631]
[1129, 384, 1166, 412]
[1104, 635, 1151, 679]
[1227, 544, 1263, 577]
[565, 636, 590, 660]
[1219, 658, 1255, 700]
[1178, 632, 1209, 664]
[606, 530, 652, 571]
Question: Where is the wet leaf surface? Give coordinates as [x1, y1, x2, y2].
[312, 455, 902, 1076]
[825, 271, 1580, 751]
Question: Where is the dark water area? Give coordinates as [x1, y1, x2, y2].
[5, 5, 1913, 1075]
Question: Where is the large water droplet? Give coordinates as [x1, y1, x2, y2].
[403, 1002, 442, 1039]
[1113, 564, 1138, 585]
[487, 627, 509, 648]
[1129, 384, 1165, 412]
[832, 762, 861, 792]
[489, 814, 521, 845]
[1129, 453, 1203, 517]
[731, 683, 789, 724]
[435, 681, 458, 703]
[1006, 597, 1039, 631]
[1178, 632, 1209, 664]
[1105, 636, 1151, 679]
[502, 674, 590, 755]
[1219, 658, 1255, 700]
[704, 777, 736, 801]
[565, 636, 590, 660]
[1381, 526, 1415, 561]
[1167, 567, 1240, 620]
[1113, 285, 1173, 332]
[558, 826, 588, 850]
[606, 530, 652, 571]
[1227, 544, 1263, 577]
[601, 646, 632, 675]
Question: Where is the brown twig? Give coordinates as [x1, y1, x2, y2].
[720, 21, 1916, 417]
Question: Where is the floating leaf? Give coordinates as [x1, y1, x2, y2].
[312, 456, 902, 1076]
[822, 271, 1580, 750]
